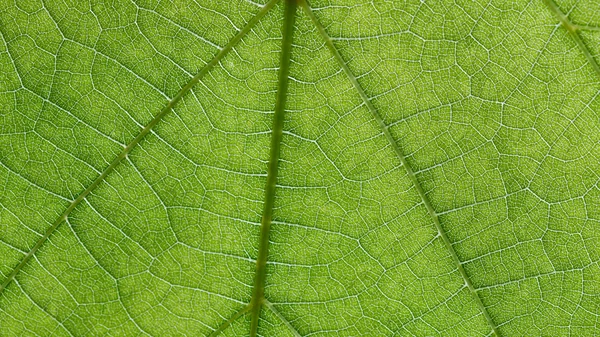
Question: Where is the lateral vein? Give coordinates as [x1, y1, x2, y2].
[264, 299, 303, 337]
[543, 0, 600, 77]
[0, 0, 279, 296]
[301, 1, 501, 336]
[208, 303, 253, 337]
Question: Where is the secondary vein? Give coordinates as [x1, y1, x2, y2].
[264, 299, 302, 337]
[249, 0, 297, 335]
[0, 0, 279, 296]
[208, 303, 253, 337]
[542, 0, 600, 77]
[301, 1, 501, 336]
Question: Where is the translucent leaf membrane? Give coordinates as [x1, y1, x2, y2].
[1, 0, 599, 335]
[0, 1, 280, 335]
[310, 0, 600, 335]
[554, 0, 600, 27]
[263, 8, 490, 337]
[0, 0, 268, 286]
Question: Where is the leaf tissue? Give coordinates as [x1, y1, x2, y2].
[0, 0, 599, 336]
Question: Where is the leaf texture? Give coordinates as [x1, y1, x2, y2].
[0, 0, 599, 336]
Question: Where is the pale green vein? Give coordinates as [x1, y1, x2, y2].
[208, 304, 253, 337]
[249, 0, 297, 336]
[543, 0, 600, 76]
[574, 25, 600, 32]
[0, 0, 279, 295]
[264, 300, 302, 337]
[301, 1, 500, 336]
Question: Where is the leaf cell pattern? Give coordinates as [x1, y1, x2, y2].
[0, 0, 599, 336]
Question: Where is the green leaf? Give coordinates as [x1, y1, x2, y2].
[1, 0, 599, 336]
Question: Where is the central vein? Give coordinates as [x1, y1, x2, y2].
[249, 0, 297, 335]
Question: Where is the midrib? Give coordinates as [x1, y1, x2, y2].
[248, 0, 297, 335]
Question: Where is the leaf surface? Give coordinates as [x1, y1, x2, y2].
[0, 0, 599, 336]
